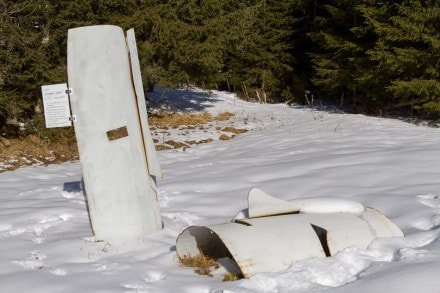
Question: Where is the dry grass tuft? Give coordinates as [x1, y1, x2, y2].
[222, 273, 240, 282]
[0, 135, 79, 173]
[149, 111, 214, 128]
[215, 112, 235, 121]
[199, 138, 214, 144]
[154, 144, 172, 151]
[148, 111, 236, 128]
[219, 134, 232, 140]
[164, 140, 188, 149]
[179, 253, 220, 277]
[179, 253, 243, 281]
[222, 126, 248, 134]
[1, 110, 243, 172]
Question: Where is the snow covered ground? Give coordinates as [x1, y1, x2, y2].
[1, 88, 440, 292]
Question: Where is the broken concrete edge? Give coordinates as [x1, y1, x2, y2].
[125, 28, 163, 179]
[247, 188, 366, 218]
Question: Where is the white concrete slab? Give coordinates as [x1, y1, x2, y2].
[67, 25, 162, 241]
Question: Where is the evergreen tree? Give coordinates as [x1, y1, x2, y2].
[223, 0, 303, 102]
[0, 0, 150, 133]
[0, 0, 50, 131]
[3, 0, 439, 135]
[359, 0, 440, 118]
[309, 0, 375, 111]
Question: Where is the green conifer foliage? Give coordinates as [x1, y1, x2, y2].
[0, 1, 50, 130]
[359, 0, 440, 117]
[222, 0, 302, 102]
[2, 0, 440, 134]
[309, 0, 375, 111]
[0, 0, 150, 132]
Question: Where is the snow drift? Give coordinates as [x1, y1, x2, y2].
[1, 87, 440, 292]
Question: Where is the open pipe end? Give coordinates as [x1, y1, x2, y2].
[176, 226, 244, 278]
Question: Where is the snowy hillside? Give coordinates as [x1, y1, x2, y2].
[1, 88, 439, 292]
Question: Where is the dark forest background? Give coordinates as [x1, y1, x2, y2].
[1, 0, 439, 136]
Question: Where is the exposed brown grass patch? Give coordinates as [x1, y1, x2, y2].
[222, 126, 248, 134]
[154, 144, 172, 151]
[223, 273, 240, 282]
[156, 138, 217, 150]
[185, 140, 198, 145]
[1, 110, 243, 172]
[179, 253, 243, 281]
[148, 111, 236, 128]
[219, 134, 233, 140]
[179, 253, 220, 277]
[215, 112, 235, 121]
[0, 135, 79, 173]
[149, 111, 214, 128]
[199, 138, 214, 144]
[164, 140, 188, 149]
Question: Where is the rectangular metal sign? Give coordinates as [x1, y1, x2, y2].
[41, 83, 72, 128]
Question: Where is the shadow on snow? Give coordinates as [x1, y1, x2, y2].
[147, 87, 222, 113]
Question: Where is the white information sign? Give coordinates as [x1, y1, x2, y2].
[41, 83, 72, 128]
